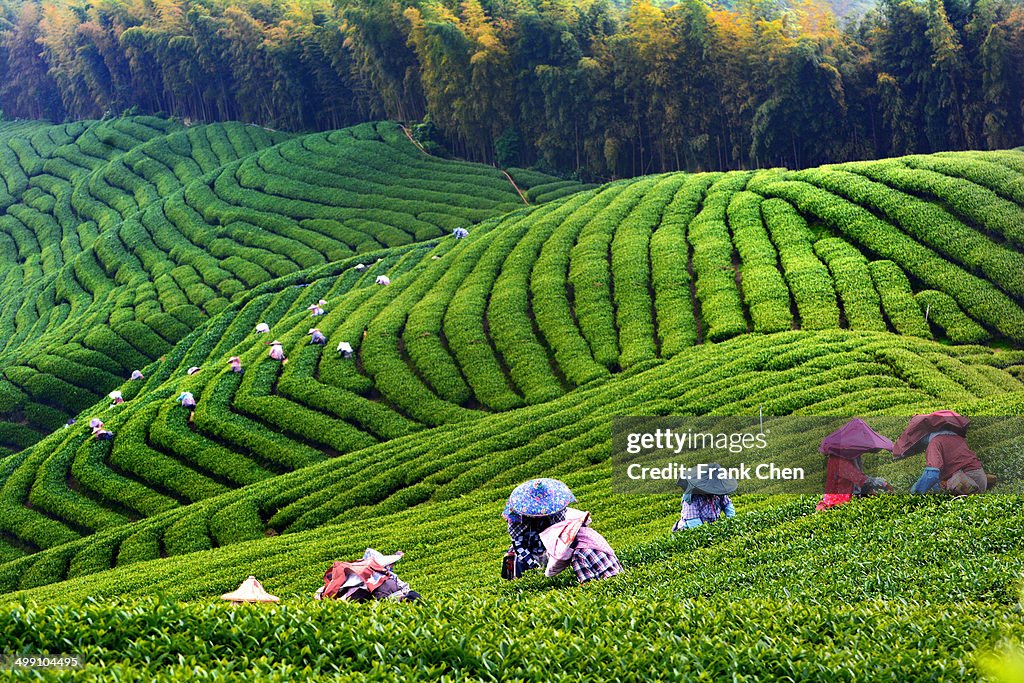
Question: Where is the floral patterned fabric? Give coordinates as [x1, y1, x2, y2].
[503, 478, 576, 520]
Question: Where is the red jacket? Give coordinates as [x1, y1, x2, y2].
[925, 434, 982, 480]
[822, 456, 868, 495]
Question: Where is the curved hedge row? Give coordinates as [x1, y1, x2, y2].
[0, 124, 1023, 595]
[0, 118, 577, 448]
[0, 328, 1021, 594]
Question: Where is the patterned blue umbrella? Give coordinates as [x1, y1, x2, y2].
[503, 478, 576, 519]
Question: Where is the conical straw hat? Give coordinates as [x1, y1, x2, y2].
[220, 576, 279, 603]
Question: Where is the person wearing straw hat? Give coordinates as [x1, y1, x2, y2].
[672, 463, 737, 530]
[130, 370, 144, 381]
[108, 390, 124, 406]
[228, 356, 243, 374]
[308, 328, 327, 345]
[89, 418, 113, 441]
[539, 508, 622, 584]
[816, 419, 894, 511]
[894, 411, 989, 495]
[92, 425, 114, 441]
[177, 391, 196, 411]
[255, 322, 270, 334]
[315, 549, 420, 602]
[268, 340, 287, 362]
[502, 478, 621, 583]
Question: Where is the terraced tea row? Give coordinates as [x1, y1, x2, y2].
[1, 124, 1023, 594]
[0, 119, 571, 452]
[1, 486, 1021, 682]
[3, 131, 1022, 456]
[0, 326, 1021, 592]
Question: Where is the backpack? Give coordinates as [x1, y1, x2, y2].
[501, 550, 519, 580]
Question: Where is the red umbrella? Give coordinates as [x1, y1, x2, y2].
[893, 411, 970, 459]
[819, 418, 894, 460]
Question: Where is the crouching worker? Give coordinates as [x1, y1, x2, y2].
[817, 418, 895, 511]
[502, 478, 621, 583]
[89, 418, 114, 441]
[540, 508, 623, 584]
[314, 549, 419, 602]
[672, 463, 737, 530]
[895, 411, 990, 495]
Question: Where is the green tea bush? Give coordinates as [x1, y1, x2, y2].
[689, 174, 751, 341]
[209, 498, 263, 548]
[814, 238, 886, 332]
[727, 191, 792, 333]
[116, 529, 160, 566]
[749, 176, 1024, 341]
[611, 175, 687, 365]
[651, 174, 717, 354]
[532, 187, 617, 384]
[915, 290, 991, 343]
[869, 260, 931, 337]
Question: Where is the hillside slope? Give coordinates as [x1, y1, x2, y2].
[1, 137, 1023, 587]
[0, 123, 1023, 681]
[2, 490, 1022, 681]
[0, 118, 575, 453]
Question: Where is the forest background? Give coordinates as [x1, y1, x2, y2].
[0, 0, 1022, 179]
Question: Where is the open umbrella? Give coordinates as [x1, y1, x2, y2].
[504, 478, 576, 518]
[819, 418, 894, 460]
[220, 576, 279, 603]
[894, 411, 970, 459]
[676, 463, 738, 496]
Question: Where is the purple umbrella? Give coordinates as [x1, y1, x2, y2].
[819, 418, 894, 460]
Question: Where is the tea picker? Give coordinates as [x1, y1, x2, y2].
[315, 549, 420, 602]
[337, 341, 354, 358]
[267, 340, 287, 363]
[502, 478, 622, 584]
[89, 418, 113, 441]
[816, 419, 894, 511]
[177, 389, 196, 411]
[308, 328, 326, 345]
[894, 411, 993, 495]
[672, 463, 737, 530]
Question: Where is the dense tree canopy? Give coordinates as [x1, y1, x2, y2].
[0, 0, 1022, 178]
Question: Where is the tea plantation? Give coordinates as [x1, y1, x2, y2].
[0, 118, 1023, 680]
